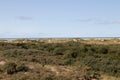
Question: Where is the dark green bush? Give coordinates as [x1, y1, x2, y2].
[98, 47, 108, 54]
[4, 62, 17, 74]
[16, 64, 28, 72]
[2, 62, 28, 75]
[53, 47, 64, 55]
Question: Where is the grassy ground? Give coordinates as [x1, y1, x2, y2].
[0, 39, 120, 80]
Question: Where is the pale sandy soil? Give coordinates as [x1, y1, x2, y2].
[1, 38, 120, 45]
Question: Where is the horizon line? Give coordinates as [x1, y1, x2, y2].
[0, 37, 120, 40]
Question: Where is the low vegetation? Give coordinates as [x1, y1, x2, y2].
[0, 39, 119, 80]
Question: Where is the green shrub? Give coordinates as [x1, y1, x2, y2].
[2, 62, 28, 74]
[16, 64, 28, 72]
[63, 58, 75, 65]
[53, 47, 64, 55]
[4, 62, 17, 74]
[40, 73, 55, 80]
[98, 47, 108, 54]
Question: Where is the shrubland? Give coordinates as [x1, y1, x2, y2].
[0, 39, 119, 80]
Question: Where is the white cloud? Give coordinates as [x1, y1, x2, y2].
[76, 18, 120, 25]
[95, 20, 120, 24]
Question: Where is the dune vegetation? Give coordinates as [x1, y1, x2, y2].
[0, 39, 119, 80]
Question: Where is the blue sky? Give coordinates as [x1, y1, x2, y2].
[0, 0, 120, 38]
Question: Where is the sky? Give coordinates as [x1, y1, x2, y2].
[0, 0, 120, 38]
